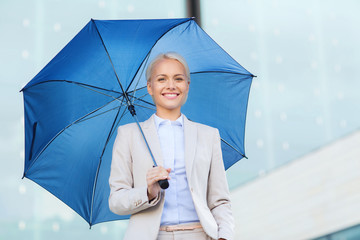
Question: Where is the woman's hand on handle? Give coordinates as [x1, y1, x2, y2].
[146, 166, 171, 200]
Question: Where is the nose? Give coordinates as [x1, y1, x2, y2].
[166, 79, 176, 89]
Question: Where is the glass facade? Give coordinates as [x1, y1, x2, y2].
[200, 0, 360, 189]
[1, 0, 360, 239]
[313, 224, 360, 240]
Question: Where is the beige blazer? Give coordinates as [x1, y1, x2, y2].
[109, 115, 234, 240]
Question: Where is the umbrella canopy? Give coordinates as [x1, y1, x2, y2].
[21, 18, 254, 226]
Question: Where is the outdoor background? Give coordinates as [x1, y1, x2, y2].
[1, 0, 359, 239]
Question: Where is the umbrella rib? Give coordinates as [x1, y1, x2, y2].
[129, 93, 148, 102]
[191, 70, 256, 77]
[129, 54, 151, 104]
[127, 85, 147, 94]
[92, 19, 134, 109]
[107, 102, 130, 142]
[20, 79, 122, 94]
[24, 98, 121, 176]
[76, 104, 126, 124]
[127, 95, 156, 111]
[72, 81, 126, 103]
[220, 138, 247, 159]
[92, 20, 121, 89]
[125, 18, 193, 93]
[133, 103, 157, 112]
[73, 84, 157, 126]
[128, 93, 156, 108]
[89, 98, 128, 226]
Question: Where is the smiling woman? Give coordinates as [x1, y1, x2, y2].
[146, 53, 190, 121]
[109, 52, 234, 240]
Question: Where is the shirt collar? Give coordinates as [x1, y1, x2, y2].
[154, 113, 184, 130]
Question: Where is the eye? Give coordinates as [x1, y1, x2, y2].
[157, 77, 166, 82]
[175, 77, 185, 82]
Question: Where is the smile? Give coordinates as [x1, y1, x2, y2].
[162, 93, 179, 99]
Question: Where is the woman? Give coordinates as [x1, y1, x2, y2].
[109, 52, 234, 240]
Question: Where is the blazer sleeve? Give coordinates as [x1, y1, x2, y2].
[207, 129, 235, 240]
[108, 125, 161, 216]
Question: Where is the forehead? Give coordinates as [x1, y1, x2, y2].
[152, 58, 185, 74]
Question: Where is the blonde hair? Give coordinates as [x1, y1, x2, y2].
[145, 52, 190, 82]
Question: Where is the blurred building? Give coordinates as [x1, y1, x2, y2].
[231, 130, 360, 239]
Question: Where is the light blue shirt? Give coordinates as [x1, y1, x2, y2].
[154, 114, 200, 225]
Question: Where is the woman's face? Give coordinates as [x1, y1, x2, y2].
[147, 58, 190, 116]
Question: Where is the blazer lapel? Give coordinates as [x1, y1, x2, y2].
[183, 115, 197, 183]
[141, 115, 164, 166]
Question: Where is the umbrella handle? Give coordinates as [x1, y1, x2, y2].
[158, 179, 169, 189]
[152, 165, 169, 189]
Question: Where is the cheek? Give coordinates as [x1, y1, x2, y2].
[183, 84, 190, 94]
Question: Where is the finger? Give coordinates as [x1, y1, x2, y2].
[147, 174, 160, 183]
[148, 167, 165, 176]
[147, 167, 170, 183]
[158, 175, 170, 180]
[150, 167, 168, 177]
[147, 168, 163, 178]
[153, 166, 165, 171]
[156, 166, 170, 177]
[148, 175, 170, 187]
[158, 171, 170, 180]
[147, 174, 166, 184]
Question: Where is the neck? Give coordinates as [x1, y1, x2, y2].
[155, 108, 181, 121]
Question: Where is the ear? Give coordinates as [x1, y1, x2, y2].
[147, 81, 153, 96]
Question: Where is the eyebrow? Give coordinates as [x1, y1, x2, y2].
[174, 74, 186, 77]
[154, 74, 186, 78]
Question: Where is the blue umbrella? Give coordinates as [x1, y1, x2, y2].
[21, 18, 254, 226]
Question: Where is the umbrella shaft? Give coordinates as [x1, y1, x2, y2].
[132, 114, 158, 167]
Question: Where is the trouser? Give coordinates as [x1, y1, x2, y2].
[157, 223, 214, 240]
